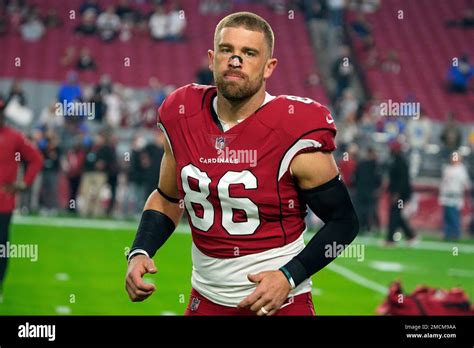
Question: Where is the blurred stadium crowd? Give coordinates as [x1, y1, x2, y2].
[0, 0, 472, 240]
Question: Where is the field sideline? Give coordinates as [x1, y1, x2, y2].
[0, 216, 472, 315]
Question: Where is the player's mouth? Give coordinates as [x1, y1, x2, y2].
[224, 72, 245, 81]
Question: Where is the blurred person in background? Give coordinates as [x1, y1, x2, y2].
[96, 5, 121, 42]
[385, 140, 417, 246]
[354, 147, 381, 234]
[0, 98, 43, 302]
[446, 54, 474, 93]
[78, 132, 109, 217]
[123, 134, 147, 218]
[64, 138, 86, 214]
[439, 154, 471, 241]
[76, 47, 97, 71]
[20, 10, 45, 41]
[38, 131, 61, 216]
[167, 1, 186, 41]
[440, 112, 462, 158]
[58, 71, 82, 104]
[142, 131, 165, 198]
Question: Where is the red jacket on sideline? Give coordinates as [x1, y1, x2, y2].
[0, 126, 43, 213]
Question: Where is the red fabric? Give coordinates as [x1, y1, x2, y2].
[185, 288, 315, 316]
[158, 84, 336, 258]
[0, 126, 43, 213]
[376, 281, 474, 316]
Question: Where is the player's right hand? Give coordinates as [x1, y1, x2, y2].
[125, 255, 157, 302]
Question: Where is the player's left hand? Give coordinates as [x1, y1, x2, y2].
[237, 270, 292, 316]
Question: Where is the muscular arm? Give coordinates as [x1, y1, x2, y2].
[125, 138, 183, 302]
[281, 151, 359, 287]
[143, 139, 183, 226]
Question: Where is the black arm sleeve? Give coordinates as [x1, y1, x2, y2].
[129, 209, 176, 259]
[282, 175, 359, 287]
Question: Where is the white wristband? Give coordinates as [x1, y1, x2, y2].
[127, 249, 149, 263]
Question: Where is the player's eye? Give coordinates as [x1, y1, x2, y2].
[245, 51, 256, 57]
[220, 47, 232, 54]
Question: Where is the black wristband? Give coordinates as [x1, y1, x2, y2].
[129, 209, 176, 259]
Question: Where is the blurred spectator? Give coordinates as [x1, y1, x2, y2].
[20, 11, 44, 41]
[439, 154, 471, 240]
[43, 8, 62, 28]
[105, 135, 119, 216]
[78, 132, 109, 217]
[199, 0, 231, 15]
[337, 88, 359, 121]
[446, 55, 474, 93]
[405, 112, 432, 177]
[327, 0, 346, 27]
[119, 17, 134, 42]
[149, 5, 167, 41]
[350, 12, 373, 48]
[60, 46, 77, 68]
[104, 84, 123, 128]
[446, 7, 474, 29]
[139, 95, 157, 128]
[299, 0, 327, 21]
[38, 131, 61, 215]
[381, 50, 401, 74]
[58, 72, 82, 104]
[122, 134, 147, 217]
[148, 77, 167, 106]
[64, 139, 86, 214]
[338, 113, 359, 150]
[76, 47, 97, 71]
[385, 140, 417, 245]
[96, 6, 121, 42]
[332, 46, 355, 101]
[440, 112, 462, 154]
[338, 143, 358, 193]
[80, 0, 101, 16]
[267, 0, 286, 14]
[116, 0, 135, 20]
[75, 10, 97, 36]
[354, 147, 381, 233]
[167, 2, 186, 41]
[121, 88, 141, 126]
[195, 57, 214, 85]
[5, 80, 33, 127]
[95, 74, 113, 95]
[143, 131, 165, 197]
[38, 101, 64, 131]
[7, 80, 27, 106]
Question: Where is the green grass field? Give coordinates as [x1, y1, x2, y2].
[0, 216, 473, 315]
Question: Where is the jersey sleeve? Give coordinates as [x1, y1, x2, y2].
[277, 98, 337, 181]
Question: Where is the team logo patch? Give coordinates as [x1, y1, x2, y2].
[215, 136, 226, 151]
[189, 296, 201, 312]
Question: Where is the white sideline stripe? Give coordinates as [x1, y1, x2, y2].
[12, 215, 191, 233]
[327, 263, 388, 295]
[356, 236, 474, 254]
[55, 306, 71, 315]
[447, 269, 474, 277]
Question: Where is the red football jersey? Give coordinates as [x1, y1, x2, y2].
[158, 84, 336, 258]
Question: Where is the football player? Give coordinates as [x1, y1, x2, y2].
[125, 12, 359, 316]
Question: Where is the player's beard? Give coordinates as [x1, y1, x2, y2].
[215, 70, 264, 102]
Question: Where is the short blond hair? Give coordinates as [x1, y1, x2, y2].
[214, 12, 275, 57]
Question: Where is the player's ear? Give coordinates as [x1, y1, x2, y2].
[208, 49, 214, 71]
[263, 57, 278, 79]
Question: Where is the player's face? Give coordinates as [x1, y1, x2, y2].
[209, 27, 277, 101]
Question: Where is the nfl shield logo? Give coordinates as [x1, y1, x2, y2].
[190, 296, 200, 312]
[215, 136, 226, 150]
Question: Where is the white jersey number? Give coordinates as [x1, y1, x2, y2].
[181, 164, 260, 235]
